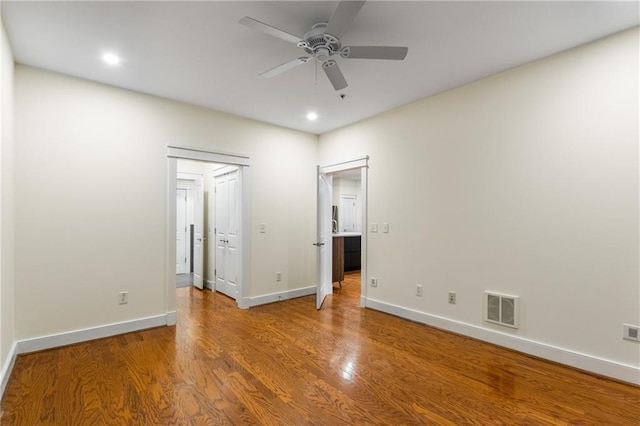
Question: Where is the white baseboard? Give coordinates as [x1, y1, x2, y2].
[17, 313, 172, 355]
[365, 298, 640, 386]
[166, 310, 177, 326]
[204, 279, 215, 291]
[0, 341, 18, 399]
[245, 286, 315, 308]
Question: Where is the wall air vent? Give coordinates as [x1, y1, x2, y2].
[485, 292, 519, 329]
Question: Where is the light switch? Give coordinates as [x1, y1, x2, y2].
[260, 223, 266, 233]
[383, 223, 389, 233]
[370, 223, 378, 233]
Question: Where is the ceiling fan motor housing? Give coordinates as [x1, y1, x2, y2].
[300, 23, 341, 63]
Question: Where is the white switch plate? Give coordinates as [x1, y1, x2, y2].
[383, 223, 389, 233]
[276, 272, 282, 282]
[260, 223, 266, 233]
[370, 223, 378, 233]
[119, 291, 128, 305]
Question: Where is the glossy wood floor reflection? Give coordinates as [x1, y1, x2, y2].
[2, 272, 639, 425]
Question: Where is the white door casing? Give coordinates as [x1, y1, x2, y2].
[176, 188, 188, 274]
[316, 166, 333, 310]
[319, 157, 368, 308]
[167, 146, 251, 316]
[193, 176, 204, 290]
[215, 170, 239, 299]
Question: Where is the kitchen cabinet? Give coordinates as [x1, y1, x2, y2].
[332, 236, 344, 284]
[332, 234, 361, 285]
[344, 236, 361, 271]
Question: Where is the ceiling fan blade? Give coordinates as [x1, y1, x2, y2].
[322, 60, 348, 91]
[259, 57, 310, 78]
[239, 16, 302, 45]
[341, 46, 408, 60]
[325, 0, 366, 40]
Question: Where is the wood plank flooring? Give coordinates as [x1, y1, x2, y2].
[2, 272, 638, 424]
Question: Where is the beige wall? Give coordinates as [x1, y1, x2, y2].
[319, 28, 639, 368]
[0, 14, 15, 381]
[14, 66, 318, 339]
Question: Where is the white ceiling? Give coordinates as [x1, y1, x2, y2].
[2, 1, 638, 135]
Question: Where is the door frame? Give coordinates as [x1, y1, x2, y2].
[175, 187, 189, 275]
[176, 175, 197, 275]
[166, 146, 251, 323]
[320, 156, 368, 307]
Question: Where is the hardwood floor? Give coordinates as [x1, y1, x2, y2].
[2, 271, 638, 424]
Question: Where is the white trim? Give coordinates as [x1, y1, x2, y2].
[237, 166, 251, 309]
[244, 286, 316, 308]
[0, 341, 18, 399]
[365, 298, 640, 386]
[167, 146, 250, 166]
[320, 157, 369, 308]
[167, 147, 251, 312]
[166, 158, 178, 317]
[212, 165, 239, 177]
[166, 311, 177, 326]
[359, 166, 368, 307]
[16, 314, 171, 354]
[321, 156, 368, 174]
[177, 172, 202, 181]
[204, 279, 215, 291]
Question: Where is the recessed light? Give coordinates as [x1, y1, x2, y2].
[306, 112, 318, 121]
[102, 52, 121, 66]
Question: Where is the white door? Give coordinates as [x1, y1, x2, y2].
[176, 188, 188, 274]
[215, 171, 239, 299]
[193, 176, 204, 290]
[316, 166, 333, 309]
[340, 195, 357, 232]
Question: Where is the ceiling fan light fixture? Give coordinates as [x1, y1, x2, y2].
[239, 0, 409, 92]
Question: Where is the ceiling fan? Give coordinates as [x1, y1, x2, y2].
[239, 0, 408, 91]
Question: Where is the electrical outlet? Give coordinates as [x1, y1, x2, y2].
[260, 223, 266, 233]
[276, 272, 282, 282]
[370, 277, 378, 287]
[119, 291, 128, 305]
[623, 324, 640, 342]
[370, 223, 378, 233]
[416, 285, 423, 297]
[448, 291, 456, 304]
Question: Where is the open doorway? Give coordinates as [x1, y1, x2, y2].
[331, 169, 363, 297]
[166, 146, 251, 320]
[175, 160, 226, 290]
[316, 157, 368, 310]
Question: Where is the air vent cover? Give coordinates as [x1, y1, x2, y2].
[485, 292, 519, 329]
